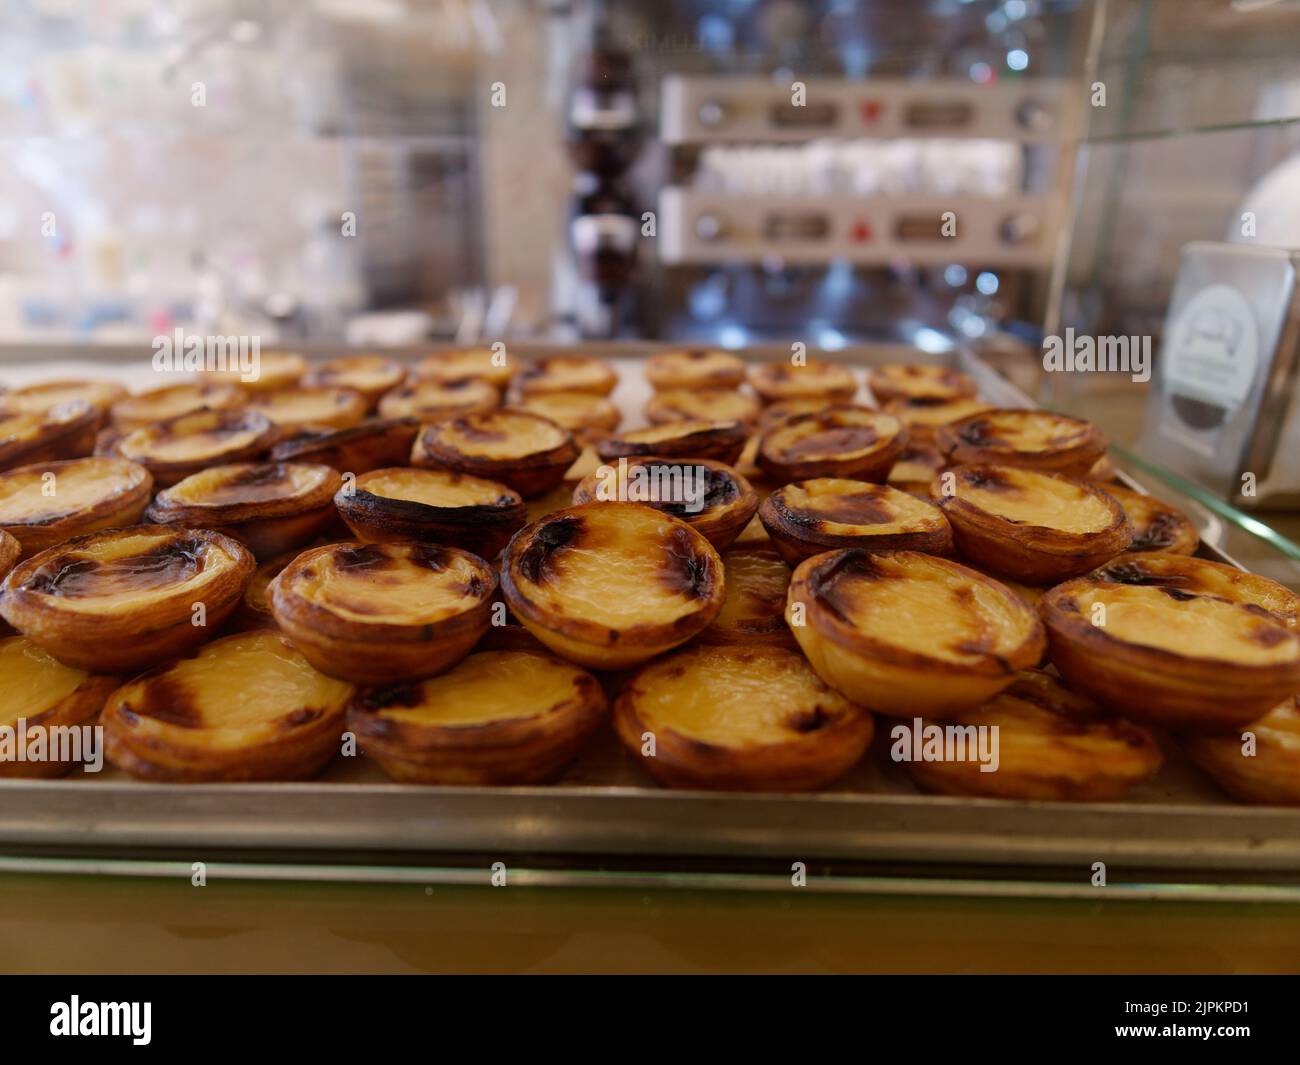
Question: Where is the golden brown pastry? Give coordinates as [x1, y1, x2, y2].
[196, 350, 306, 393]
[271, 541, 495, 684]
[645, 387, 760, 427]
[335, 466, 525, 557]
[572, 457, 758, 551]
[902, 669, 1163, 801]
[113, 407, 278, 487]
[749, 359, 857, 404]
[0, 529, 17, 580]
[756, 397, 844, 430]
[1086, 454, 1121, 483]
[0, 402, 100, 471]
[110, 381, 242, 429]
[595, 420, 747, 466]
[937, 408, 1107, 478]
[415, 346, 519, 392]
[102, 629, 354, 782]
[268, 417, 420, 475]
[1101, 485, 1199, 555]
[411, 409, 578, 499]
[1040, 566, 1300, 729]
[934, 464, 1133, 584]
[613, 644, 873, 791]
[512, 354, 617, 397]
[349, 650, 607, 785]
[0, 457, 153, 559]
[645, 348, 746, 391]
[514, 391, 621, 443]
[0, 378, 126, 427]
[1087, 553, 1300, 631]
[882, 395, 992, 445]
[501, 502, 724, 669]
[376, 377, 499, 421]
[246, 386, 368, 431]
[301, 354, 406, 408]
[759, 478, 951, 565]
[146, 462, 341, 560]
[867, 363, 977, 404]
[886, 444, 944, 498]
[0, 635, 119, 778]
[0, 526, 255, 671]
[757, 407, 907, 484]
[698, 547, 794, 647]
[1183, 696, 1300, 805]
[787, 549, 1044, 717]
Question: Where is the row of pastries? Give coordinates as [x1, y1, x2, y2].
[0, 349, 1297, 806]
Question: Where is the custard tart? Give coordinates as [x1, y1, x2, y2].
[757, 397, 842, 430]
[0, 636, 119, 778]
[903, 669, 1163, 802]
[1086, 553, 1300, 630]
[882, 396, 992, 444]
[757, 407, 907, 485]
[938, 408, 1107, 478]
[749, 360, 857, 404]
[572, 457, 758, 551]
[416, 346, 519, 392]
[197, 350, 307, 393]
[759, 478, 951, 566]
[867, 363, 977, 405]
[349, 650, 607, 785]
[110, 381, 242, 429]
[1102, 485, 1199, 555]
[0, 457, 153, 559]
[411, 409, 579, 499]
[335, 466, 525, 558]
[645, 348, 746, 391]
[246, 386, 368, 431]
[102, 629, 354, 782]
[302, 354, 406, 408]
[1040, 571, 1300, 729]
[0, 402, 101, 471]
[935, 465, 1132, 584]
[595, 420, 747, 466]
[788, 549, 1045, 716]
[514, 390, 621, 443]
[146, 462, 341, 560]
[645, 388, 761, 427]
[699, 547, 794, 647]
[114, 407, 279, 487]
[0, 526, 255, 672]
[0, 378, 126, 426]
[613, 645, 873, 791]
[1183, 696, 1300, 805]
[376, 377, 499, 421]
[501, 502, 724, 669]
[512, 355, 617, 398]
[269, 417, 420, 475]
[270, 541, 495, 684]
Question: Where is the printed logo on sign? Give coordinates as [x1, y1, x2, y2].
[50, 997, 151, 1045]
[151, 327, 261, 383]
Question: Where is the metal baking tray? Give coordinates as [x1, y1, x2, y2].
[2, 340, 1298, 896]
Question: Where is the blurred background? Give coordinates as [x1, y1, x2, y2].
[2, 0, 1299, 449]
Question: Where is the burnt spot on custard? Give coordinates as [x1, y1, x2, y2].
[1157, 586, 1198, 603]
[517, 515, 584, 585]
[1096, 561, 1174, 587]
[655, 466, 739, 518]
[130, 672, 204, 728]
[357, 683, 425, 712]
[280, 706, 324, 729]
[200, 463, 297, 504]
[332, 544, 393, 572]
[26, 536, 206, 597]
[1247, 623, 1292, 649]
[786, 704, 832, 733]
[961, 467, 1016, 493]
[808, 550, 881, 622]
[794, 489, 898, 527]
[957, 418, 999, 447]
[1128, 511, 1183, 551]
[658, 524, 716, 599]
[783, 421, 880, 460]
[444, 418, 510, 446]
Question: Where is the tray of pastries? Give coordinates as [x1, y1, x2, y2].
[0, 341, 1298, 885]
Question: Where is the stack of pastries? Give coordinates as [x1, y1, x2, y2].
[0, 348, 1297, 808]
